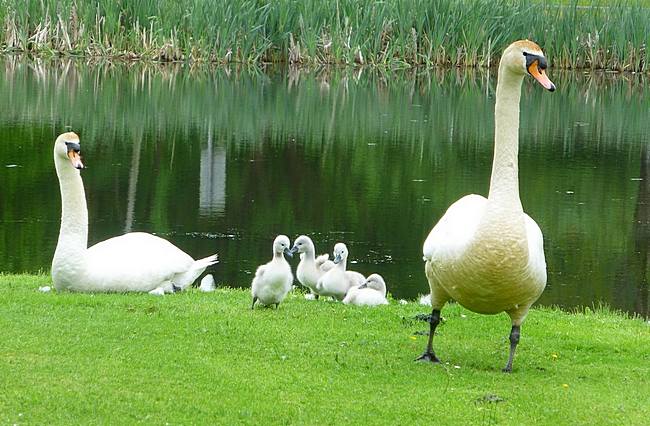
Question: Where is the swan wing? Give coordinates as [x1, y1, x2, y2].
[423, 194, 487, 263]
[345, 271, 365, 287]
[254, 264, 267, 280]
[315, 254, 332, 269]
[318, 260, 335, 273]
[85, 232, 196, 291]
[524, 213, 548, 286]
[251, 264, 267, 296]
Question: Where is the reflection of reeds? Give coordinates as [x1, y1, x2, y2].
[1, 57, 648, 148]
[1, 1, 649, 71]
[634, 146, 649, 316]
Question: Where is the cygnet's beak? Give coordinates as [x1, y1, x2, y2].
[358, 282, 368, 289]
[333, 253, 342, 264]
[283, 247, 293, 258]
[289, 246, 299, 255]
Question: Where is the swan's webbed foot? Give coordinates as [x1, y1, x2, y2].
[172, 283, 182, 293]
[251, 297, 258, 310]
[416, 351, 440, 363]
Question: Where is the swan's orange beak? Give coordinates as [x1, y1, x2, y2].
[68, 150, 84, 169]
[67, 148, 84, 169]
[528, 60, 555, 92]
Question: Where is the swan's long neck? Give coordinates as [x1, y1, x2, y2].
[488, 65, 525, 212]
[336, 257, 347, 271]
[52, 156, 88, 284]
[303, 244, 315, 261]
[472, 62, 529, 262]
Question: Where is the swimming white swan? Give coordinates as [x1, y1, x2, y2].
[291, 235, 335, 299]
[251, 235, 294, 309]
[343, 273, 389, 306]
[51, 132, 218, 293]
[419, 40, 555, 372]
[316, 243, 364, 301]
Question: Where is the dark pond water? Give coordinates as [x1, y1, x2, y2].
[0, 58, 647, 317]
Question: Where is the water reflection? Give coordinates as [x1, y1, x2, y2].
[0, 57, 647, 317]
[125, 130, 143, 233]
[200, 122, 227, 218]
[635, 147, 649, 316]
[614, 145, 649, 317]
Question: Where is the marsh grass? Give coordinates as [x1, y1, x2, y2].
[1, 274, 648, 424]
[1, 0, 649, 70]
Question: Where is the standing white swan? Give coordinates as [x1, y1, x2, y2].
[290, 235, 334, 299]
[51, 132, 218, 293]
[419, 40, 555, 372]
[251, 235, 294, 309]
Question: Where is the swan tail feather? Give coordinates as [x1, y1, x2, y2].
[174, 253, 218, 290]
[195, 253, 219, 269]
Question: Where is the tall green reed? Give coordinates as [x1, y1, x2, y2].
[1, 0, 648, 70]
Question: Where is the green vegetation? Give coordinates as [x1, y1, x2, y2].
[1, 274, 648, 424]
[1, 0, 649, 70]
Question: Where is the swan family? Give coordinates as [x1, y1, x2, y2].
[52, 39, 554, 372]
[251, 235, 388, 308]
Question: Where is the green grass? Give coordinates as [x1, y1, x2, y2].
[1, 274, 649, 424]
[0, 0, 649, 70]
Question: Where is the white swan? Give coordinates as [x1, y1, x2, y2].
[316, 243, 364, 301]
[418, 40, 555, 372]
[251, 235, 294, 309]
[51, 132, 218, 293]
[343, 273, 389, 306]
[290, 235, 335, 299]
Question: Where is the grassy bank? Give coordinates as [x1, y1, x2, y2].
[1, 1, 649, 70]
[1, 274, 649, 424]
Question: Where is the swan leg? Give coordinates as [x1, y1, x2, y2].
[274, 303, 279, 309]
[251, 296, 258, 310]
[416, 309, 441, 363]
[502, 325, 521, 373]
[172, 283, 182, 293]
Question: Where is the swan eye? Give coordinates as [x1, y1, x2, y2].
[65, 142, 81, 153]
